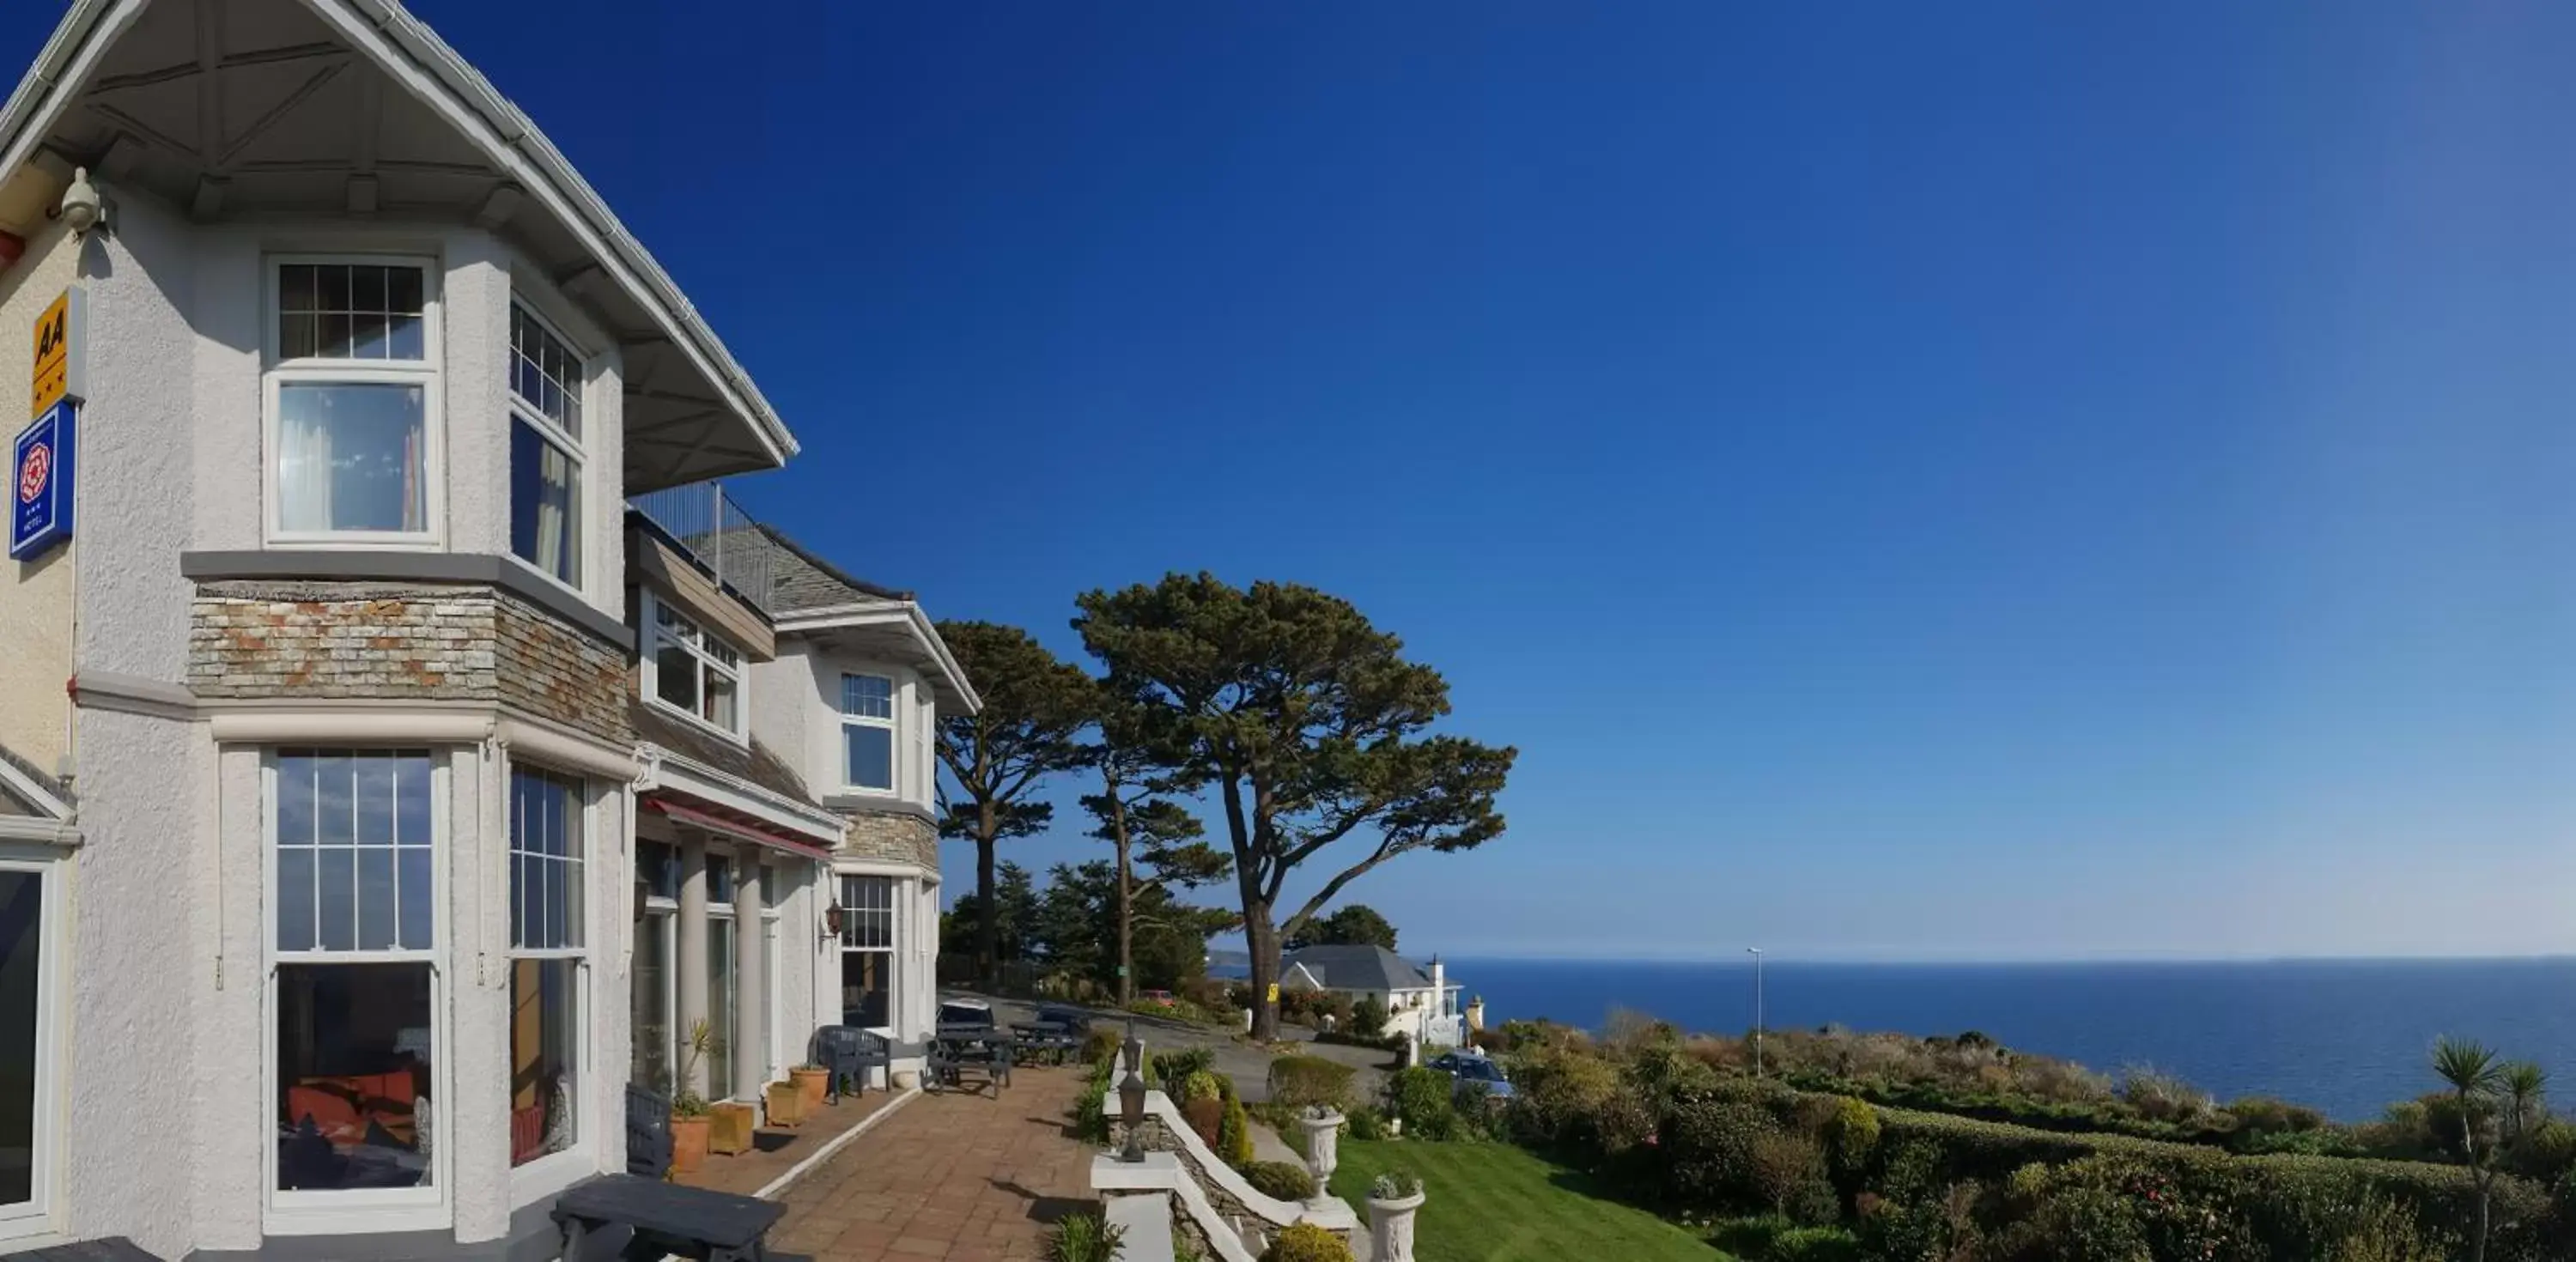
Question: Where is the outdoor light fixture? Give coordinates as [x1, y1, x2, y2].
[1118, 1061, 1150, 1162]
[822, 902, 846, 943]
[57, 167, 103, 238]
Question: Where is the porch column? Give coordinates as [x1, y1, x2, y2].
[735, 853, 769, 1101]
[677, 834, 709, 1098]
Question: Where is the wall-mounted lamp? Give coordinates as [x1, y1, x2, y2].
[821, 902, 846, 943]
[57, 167, 104, 238]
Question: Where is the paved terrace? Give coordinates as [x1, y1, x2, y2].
[762, 1066, 1097, 1262]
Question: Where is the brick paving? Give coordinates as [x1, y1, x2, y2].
[672, 1088, 910, 1198]
[768, 1066, 1098, 1262]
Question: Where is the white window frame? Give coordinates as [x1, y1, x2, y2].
[505, 300, 588, 596]
[641, 591, 747, 743]
[261, 749, 452, 1235]
[262, 256, 445, 549]
[0, 847, 65, 1244]
[633, 840, 680, 1098]
[837, 874, 897, 1036]
[838, 673, 898, 796]
[705, 851, 741, 1102]
[505, 763, 593, 1202]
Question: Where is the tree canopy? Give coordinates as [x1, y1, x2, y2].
[1074, 573, 1514, 1038]
[1290, 903, 1400, 952]
[933, 620, 1094, 982]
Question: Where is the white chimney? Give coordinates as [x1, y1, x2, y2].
[1431, 955, 1446, 1014]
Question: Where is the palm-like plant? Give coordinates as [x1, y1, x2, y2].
[2500, 1060, 2549, 1145]
[2431, 1036, 2506, 1262]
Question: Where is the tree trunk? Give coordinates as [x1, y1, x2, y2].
[1113, 800, 1135, 1006]
[2473, 1178, 2491, 1262]
[1245, 899, 1281, 1041]
[975, 803, 999, 987]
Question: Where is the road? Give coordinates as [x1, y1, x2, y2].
[959, 992, 1401, 1104]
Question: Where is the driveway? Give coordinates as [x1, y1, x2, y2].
[958, 992, 1401, 1105]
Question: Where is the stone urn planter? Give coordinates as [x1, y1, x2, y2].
[1295, 1109, 1344, 1204]
[1368, 1180, 1425, 1262]
[791, 1065, 830, 1113]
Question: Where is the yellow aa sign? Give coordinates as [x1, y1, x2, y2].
[1266, 983, 1280, 1004]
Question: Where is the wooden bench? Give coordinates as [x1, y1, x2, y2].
[553, 1173, 810, 1262]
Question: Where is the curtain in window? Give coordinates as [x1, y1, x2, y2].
[510, 419, 576, 582]
[277, 405, 334, 533]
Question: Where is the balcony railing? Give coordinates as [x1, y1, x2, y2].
[628, 483, 776, 615]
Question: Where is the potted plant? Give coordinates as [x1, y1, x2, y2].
[670, 1089, 712, 1175]
[710, 1099, 756, 1155]
[765, 1079, 805, 1128]
[1367, 1169, 1425, 1262]
[1296, 1105, 1344, 1204]
[791, 1062, 830, 1112]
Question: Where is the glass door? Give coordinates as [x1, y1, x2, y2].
[706, 918, 735, 1097]
[630, 911, 672, 1093]
[0, 862, 57, 1241]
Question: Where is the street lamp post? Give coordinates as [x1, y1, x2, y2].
[1747, 947, 1765, 1077]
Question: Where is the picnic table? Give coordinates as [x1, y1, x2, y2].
[1011, 1020, 1079, 1065]
[930, 1021, 1013, 1092]
[553, 1173, 807, 1262]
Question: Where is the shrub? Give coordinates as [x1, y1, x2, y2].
[1267, 1056, 1358, 1112]
[1177, 1070, 1224, 1105]
[1242, 1159, 1318, 1202]
[1182, 1096, 1223, 1149]
[2117, 1065, 2211, 1124]
[1370, 1168, 1422, 1199]
[1351, 993, 1388, 1039]
[1748, 1131, 1831, 1220]
[1390, 1066, 1458, 1141]
[1346, 1107, 1389, 1141]
[1660, 1097, 1775, 1207]
[1507, 1045, 1625, 1156]
[1153, 1047, 1218, 1086]
[1045, 1211, 1124, 1262]
[1766, 1225, 1862, 1262]
[1822, 1095, 1880, 1183]
[1220, 1093, 1256, 1168]
[1081, 1028, 1123, 1066]
[1261, 1222, 1354, 1262]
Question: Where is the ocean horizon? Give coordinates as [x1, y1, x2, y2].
[1437, 955, 2576, 1121]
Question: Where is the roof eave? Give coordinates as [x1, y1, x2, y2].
[775, 602, 984, 715]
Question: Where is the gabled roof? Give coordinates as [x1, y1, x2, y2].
[0, 0, 796, 489]
[731, 524, 983, 716]
[1281, 944, 1442, 993]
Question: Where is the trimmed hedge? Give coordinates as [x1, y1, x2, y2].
[1242, 1158, 1319, 1202]
[1267, 1055, 1358, 1112]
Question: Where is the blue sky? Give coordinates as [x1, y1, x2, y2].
[46, 3, 2576, 960]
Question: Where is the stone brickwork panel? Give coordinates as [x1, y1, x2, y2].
[841, 807, 937, 871]
[189, 581, 631, 744]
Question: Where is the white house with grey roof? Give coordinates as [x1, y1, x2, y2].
[1279, 944, 1467, 1048]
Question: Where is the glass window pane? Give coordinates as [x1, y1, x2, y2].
[317, 849, 355, 950]
[393, 756, 429, 848]
[631, 913, 671, 1092]
[276, 383, 427, 534]
[276, 962, 433, 1191]
[280, 264, 318, 312]
[0, 871, 40, 1209]
[318, 312, 351, 359]
[356, 849, 396, 950]
[840, 675, 893, 719]
[510, 959, 579, 1166]
[387, 266, 422, 315]
[277, 849, 315, 952]
[841, 950, 890, 1029]
[703, 670, 736, 731]
[319, 264, 350, 312]
[278, 755, 317, 849]
[509, 304, 583, 437]
[279, 313, 317, 360]
[351, 310, 387, 361]
[654, 640, 698, 713]
[397, 849, 433, 950]
[706, 920, 734, 1095]
[510, 420, 579, 585]
[354, 757, 393, 846]
[387, 313, 422, 361]
[352, 265, 386, 312]
[313, 754, 352, 845]
[845, 725, 893, 791]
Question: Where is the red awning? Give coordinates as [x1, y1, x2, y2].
[646, 796, 835, 862]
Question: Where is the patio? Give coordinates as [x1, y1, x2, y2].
[762, 1065, 1097, 1261]
[673, 1088, 918, 1198]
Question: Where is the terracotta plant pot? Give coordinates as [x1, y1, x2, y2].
[670, 1116, 711, 1175]
[710, 1101, 756, 1155]
[766, 1081, 805, 1128]
[792, 1066, 830, 1113]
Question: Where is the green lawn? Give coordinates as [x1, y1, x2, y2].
[1327, 1139, 1729, 1262]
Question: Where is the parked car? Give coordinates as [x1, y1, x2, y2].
[1427, 1050, 1515, 1102]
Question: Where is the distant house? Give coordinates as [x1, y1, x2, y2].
[1280, 944, 1466, 1047]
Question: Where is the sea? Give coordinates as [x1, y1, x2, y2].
[1444, 956, 2576, 1122]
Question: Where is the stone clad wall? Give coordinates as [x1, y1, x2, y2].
[186, 580, 630, 743]
[842, 807, 938, 870]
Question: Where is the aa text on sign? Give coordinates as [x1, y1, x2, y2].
[30, 287, 83, 419]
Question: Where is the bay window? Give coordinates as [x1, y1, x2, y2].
[266, 260, 438, 542]
[508, 303, 584, 585]
[270, 749, 439, 1206]
[646, 594, 743, 738]
[507, 767, 585, 1169]
[840, 674, 895, 792]
[0, 857, 60, 1241]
